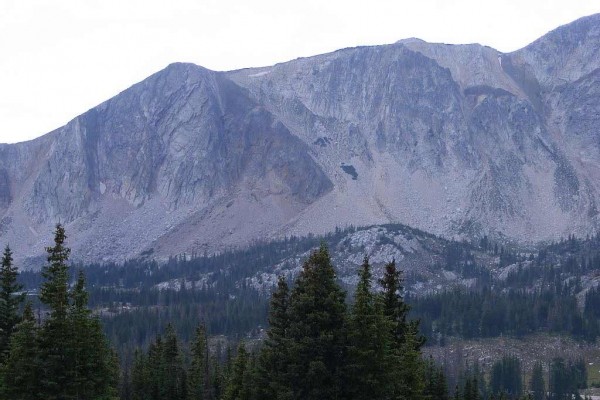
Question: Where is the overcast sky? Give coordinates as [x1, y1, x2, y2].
[1, 0, 599, 144]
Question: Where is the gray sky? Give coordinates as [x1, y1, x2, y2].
[1, 0, 599, 144]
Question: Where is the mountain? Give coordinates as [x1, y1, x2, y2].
[2, 14, 600, 264]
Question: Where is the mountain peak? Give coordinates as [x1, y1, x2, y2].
[511, 13, 600, 88]
[2, 16, 600, 265]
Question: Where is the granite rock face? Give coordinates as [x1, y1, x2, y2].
[1, 15, 600, 264]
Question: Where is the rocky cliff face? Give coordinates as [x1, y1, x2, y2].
[1, 15, 600, 264]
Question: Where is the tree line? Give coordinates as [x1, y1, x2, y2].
[449, 356, 587, 400]
[122, 246, 430, 399]
[0, 225, 594, 399]
[0, 224, 118, 399]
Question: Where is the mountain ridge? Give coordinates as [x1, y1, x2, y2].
[2, 14, 600, 265]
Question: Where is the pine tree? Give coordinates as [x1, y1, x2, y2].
[380, 259, 426, 399]
[223, 343, 250, 400]
[71, 269, 94, 398]
[188, 324, 209, 400]
[257, 276, 293, 399]
[0, 245, 24, 360]
[463, 376, 480, 400]
[285, 243, 347, 400]
[424, 357, 449, 400]
[529, 362, 545, 400]
[491, 355, 522, 398]
[549, 358, 565, 400]
[453, 385, 461, 400]
[243, 352, 260, 400]
[2, 302, 38, 400]
[395, 330, 426, 400]
[147, 335, 165, 400]
[131, 349, 149, 400]
[120, 361, 132, 400]
[40, 224, 71, 319]
[37, 225, 118, 400]
[210, 353, 224, 400]
[70, 270, 119, 399]
[37, 223, 73, 399]
[163, 324, 187, 400]
[346, 256, 394, 399]
[380, 259, 416, 346]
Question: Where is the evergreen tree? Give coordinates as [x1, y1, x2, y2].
[380, 259, 425, 349]
[210, 353, 224, 400]
[40, 224, 71, 318]
[380, 259, 426, 399]
[0, 245, 24, 360]
[243, 352, 260, 400]
[453, 385, 461, 400]
[37, 223, 73, 399]
[120, 361, 132, 400]
[223, 343, 250, 400]
[464, 378, 473, 400]
[423, 357, 449, 400]
[464, 376, 480, 400]
[36, 224, 118, 399]
[490, 355, 523, 398]
[188, 324, 209, 400]
[549, 357, 567, 400]
[131, 349, 149, 400]
[70, 269, 96, 398]
[2, 302, 38, 400]
[380, 259, 410, 343]
[285, 244, 347, 400]
[529, 362, 545, 400]
[257, 276, 293, 399]
[70, 270, 119, 399]
[163, 324, 187, 400]
[347, 256, 394, 399]
[147, 335, 165, 400]
[548, 358, 586, 400]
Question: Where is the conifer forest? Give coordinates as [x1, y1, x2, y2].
[1, 225, 599, 399]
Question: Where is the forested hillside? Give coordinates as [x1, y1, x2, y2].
[2, 224, 600, 399]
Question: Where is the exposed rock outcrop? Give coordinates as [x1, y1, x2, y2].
[1, 15, 600, 264]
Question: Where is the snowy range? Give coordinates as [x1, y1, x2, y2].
[1, 14, 600, 265]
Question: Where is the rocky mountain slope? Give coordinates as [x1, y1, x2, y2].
[1, 14, 600, 264]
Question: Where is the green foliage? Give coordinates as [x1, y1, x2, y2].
[285, 243, 347, 400]
[490, 355, 523, 398]
[188, 324, 209, 400]
[8, 224, 600, 400]
[0, 245, 24, 360]
[463, 375, 480, 400]
[548, 357, 586, 400]
[380, 259, 426, 399]
[131, 349, 148, 400]
[529, 362, 545, 400]
[423, 356, 449, 400]
[412, 284, 591, 341]
[346, 256, 395, 399]
[2, 224, 118, 400]
[163, 325, 187, 400]
[40, 224, 71, 319]
[37, 224, 77, 398]
[240, 246, 429, 400]
[256, 276, 293, 399]
[2, 302, 38, 400]
[223, 343, 250, 400]
[70, 270, 120, 399]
